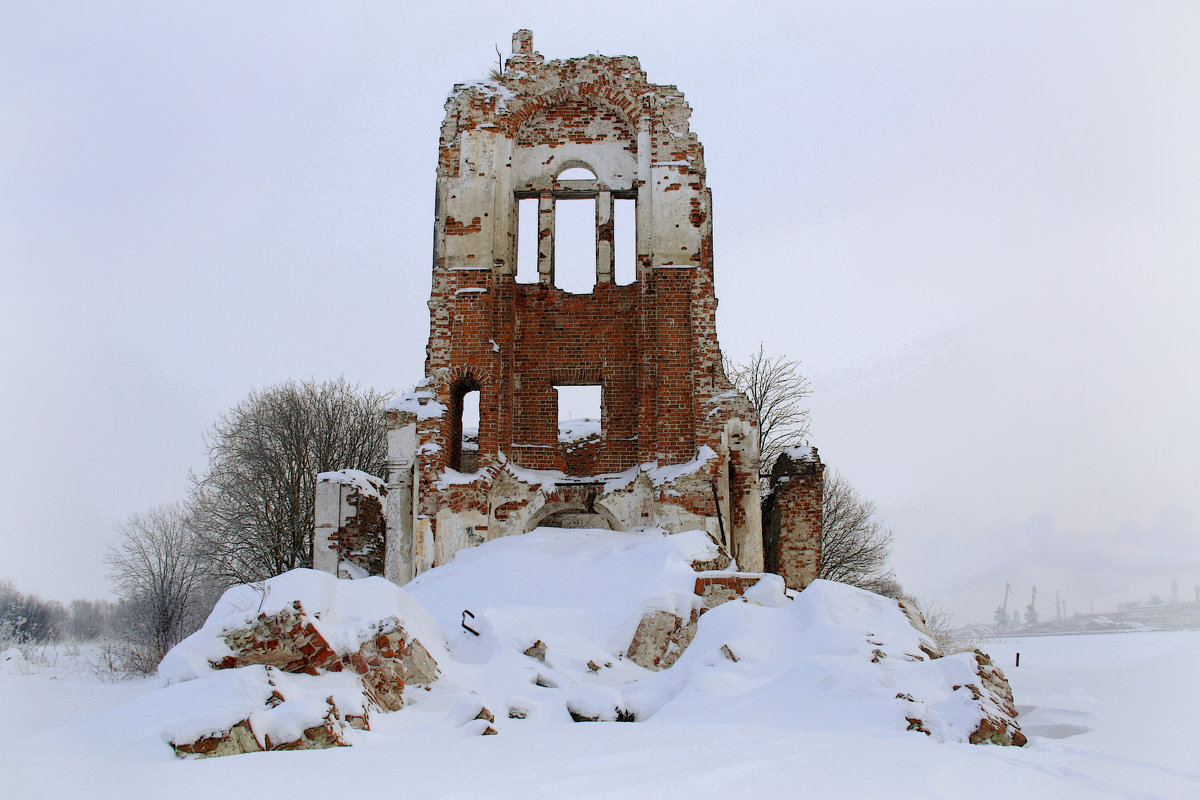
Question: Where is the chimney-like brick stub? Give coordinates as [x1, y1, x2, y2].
[512, 29, 534, 56]
[763, 447, 825, 592]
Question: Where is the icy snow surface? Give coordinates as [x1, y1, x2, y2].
[3, 529, 1198, 799]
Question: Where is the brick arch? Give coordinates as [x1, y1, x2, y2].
[548, 367, 602, 386]
[525, 500, 620, 532]
[443, 365, 494, 392]
[444, 367, 493, 472]
[506, 80, 645, 136]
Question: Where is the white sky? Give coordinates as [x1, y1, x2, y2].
[3, 1, 1198, 624]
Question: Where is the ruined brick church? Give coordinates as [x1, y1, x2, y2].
[317, 31, 823, 592]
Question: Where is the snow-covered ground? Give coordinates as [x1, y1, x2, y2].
[2, 532, 1197, 799]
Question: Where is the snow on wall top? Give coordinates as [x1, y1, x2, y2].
[495, 445, 717, 494]
[315, 469, 386, 499]
[782, 445, 817, 463]
[387, 385, 446, 420]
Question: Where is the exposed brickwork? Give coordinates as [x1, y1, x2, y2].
[211, 602, 438, 713]
[171, 687, 358, 758]
[315, 470, 388, 578]
[330, 491, 386, 577]
[694, 573, 765, 611]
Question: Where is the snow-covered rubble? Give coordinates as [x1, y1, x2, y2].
[139, 528, 1021, 758]
[155, 569, 447, 755]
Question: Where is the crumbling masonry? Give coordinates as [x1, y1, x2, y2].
[316, 31, 823, 590]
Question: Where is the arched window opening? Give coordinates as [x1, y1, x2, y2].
[554, 198, 596, 293]
[614, 198, 636, 285]
[557, 166, 597, 180]
[448, 378, 481, 472]
[516, 197, 539, 283]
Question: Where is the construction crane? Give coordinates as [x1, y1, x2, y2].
[1025, 586, 1039, 626]
[994, 582, 1012, 629]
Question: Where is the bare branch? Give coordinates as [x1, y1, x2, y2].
[818, 470, 896, 591]
[725, 344, 812, 473]
[189, 377, 390, 584]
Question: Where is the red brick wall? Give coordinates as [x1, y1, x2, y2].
[763, 450, 824, 591]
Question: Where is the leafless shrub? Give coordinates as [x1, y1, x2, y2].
[0, 579, 65, 645]
[911, 598, 978, 655]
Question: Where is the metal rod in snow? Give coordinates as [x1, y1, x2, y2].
[710, 479, 727, 548]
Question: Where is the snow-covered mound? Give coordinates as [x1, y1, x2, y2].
[96, 528, 1023, 758]
[404, 529, 1020, 743]
[627, 579, 1021, 743]
[1, 647, 29, 675]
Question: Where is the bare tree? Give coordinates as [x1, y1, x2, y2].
[106, 503, 207, 668]
[727, 348, 899, 597]
[190, 377, 389, 584]
[819, 470, 896, 592]
[726, 345, 812, 474]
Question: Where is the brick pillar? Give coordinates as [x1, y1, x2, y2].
[537, 192, 554, 285]
[314, 470, 388, 579]
[596, 189, 613, 284]
[385, 408, 418, 584]
[763, 447, 824, 591]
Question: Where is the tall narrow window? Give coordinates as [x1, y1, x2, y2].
[554, 198, 596, 294]
[458, 389, 480, 472]
[516, 197, 538, 283]
[449, 378, 481, 471]
[615, 198, 636, 285]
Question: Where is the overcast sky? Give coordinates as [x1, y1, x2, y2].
[3, 1, 1197, 624]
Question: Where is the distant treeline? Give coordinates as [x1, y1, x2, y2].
[0, 579, 122, 645]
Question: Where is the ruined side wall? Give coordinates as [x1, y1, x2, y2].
[314, 470, 388, 579]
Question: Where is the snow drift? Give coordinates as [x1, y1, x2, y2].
[139, 528, 1022, 756]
